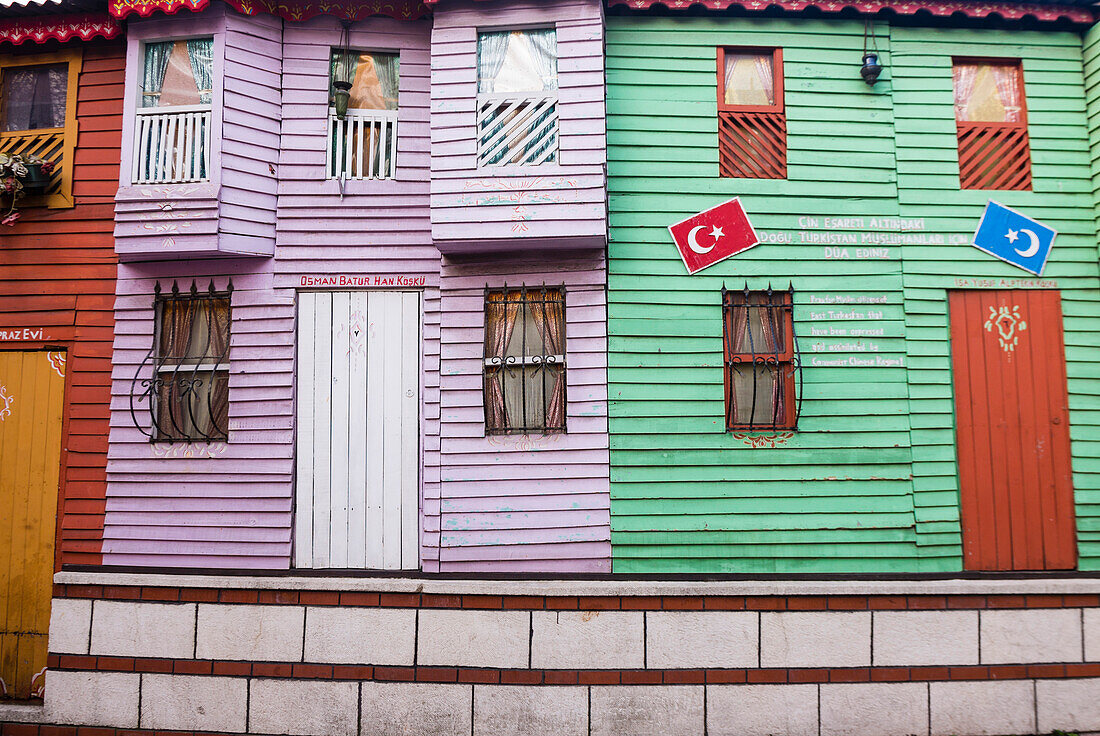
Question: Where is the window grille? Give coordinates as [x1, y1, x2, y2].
[953, 59, 1031, 191]
[327, 50, 399, 180]
[476, 29, 558, 167]
[718, 47, 786, 180]
[130, 279, 231, 442]
[722, 284, 801, 431]
[483, 285, 566, 435]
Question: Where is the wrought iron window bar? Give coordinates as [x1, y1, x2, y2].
[722, 283, 802, 432]
[130, 279, 232, 443]
[483, 283, 566, 435]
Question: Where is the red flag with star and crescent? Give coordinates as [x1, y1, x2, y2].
[668, 197, 760, 275]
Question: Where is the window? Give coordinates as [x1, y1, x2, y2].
[2, 64, 67, 131]
[483, 286, 565, 434]
[477, 29, 558, 167]
[953, 59, 1030, 191]
[151, 281, 230, 442]
[328, 50, 399, 180]
[722, 287, 799, 431]
[133, 38, 213, 184]
[0, 50, 81, 208]
[717, 48, 785, 179]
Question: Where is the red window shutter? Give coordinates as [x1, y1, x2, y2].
[957, 124, 1031, 191]
[719, 110, 787, 179]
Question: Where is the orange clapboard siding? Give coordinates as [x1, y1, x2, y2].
[949, 290, 1076, 571]
[0, 39, 123, 569]
[0, 350, 65, 700]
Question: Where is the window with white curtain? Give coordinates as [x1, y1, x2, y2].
[476, 28, 558, 167]
[133, 37, 213, 184]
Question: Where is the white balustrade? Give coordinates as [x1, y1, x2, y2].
[132, 106, 211, 185]
[327, 108, 398, 180]
[476, 92, 558, 168]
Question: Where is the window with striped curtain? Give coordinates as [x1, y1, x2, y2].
[717, 48, 786, 180]
[953, 59, 1031, 191]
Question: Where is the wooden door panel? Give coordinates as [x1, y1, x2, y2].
[0, 350, 65, 700]
[294, 291, 421, 570]
[949, 290, 1075, 571]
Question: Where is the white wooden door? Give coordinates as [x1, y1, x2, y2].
[295, 290, 421, 569]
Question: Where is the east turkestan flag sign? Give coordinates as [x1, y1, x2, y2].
[971, 200, 1057, 276]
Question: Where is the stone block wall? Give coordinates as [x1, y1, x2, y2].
[4, 575, 1100, 735]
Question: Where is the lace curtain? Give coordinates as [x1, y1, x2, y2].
[724, 52, 775, 107]
[728, 296, 785, 427]
[186, 38, 214, 105]
[954, 63, 1022, 123]
[1, 64, 67, 131]
[141, 40, 173, 108]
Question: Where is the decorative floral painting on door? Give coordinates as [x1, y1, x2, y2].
[0, 350, 65, 699]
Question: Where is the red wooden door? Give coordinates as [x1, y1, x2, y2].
[949, 290, 1076, 570]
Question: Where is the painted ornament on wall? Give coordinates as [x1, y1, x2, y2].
[971, 201, 1056, 276]
[984, 304, 1028, 353]
[668, 197, 760, 275]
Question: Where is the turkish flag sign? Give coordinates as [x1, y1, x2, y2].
[668, 197, 760, 275]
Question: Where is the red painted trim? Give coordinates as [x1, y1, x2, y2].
[608, 0, 1096, 24]
[0, 13, 121, 46]
[52, 584, 1100, 610]
[40, 655, 1100, 685]
[109, 0, 429, 20]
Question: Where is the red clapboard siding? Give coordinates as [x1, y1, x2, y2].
[949, 290, 1076, 571]
[0, 39, 124, 569]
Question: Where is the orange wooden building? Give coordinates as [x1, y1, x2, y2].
[0, 5, 122, 700]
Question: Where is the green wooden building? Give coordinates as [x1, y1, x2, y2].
[606, 0, 1100, 574]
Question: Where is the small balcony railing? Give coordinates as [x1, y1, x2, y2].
[0, 127, 71, 206]
[327, 108, 398, 180]
[477, 92, 558, 168]
[132, 106, 211, 185]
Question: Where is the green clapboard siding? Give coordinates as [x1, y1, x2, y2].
[606, 15, 1100, 573]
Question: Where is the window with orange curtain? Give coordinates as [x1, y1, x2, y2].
[483, 286, 566, 435]
[722, 287, 799, 431]
[953, 59, 1031, 190]
[717, 47, 786, 179]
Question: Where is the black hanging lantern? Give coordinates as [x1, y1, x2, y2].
[332, 21, 354, 120]
[861, 19, 883, 87]
[860, 53, 883, 86]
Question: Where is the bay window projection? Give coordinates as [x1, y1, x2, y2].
[133, 38, 213, 184]
[953, 60, 1030, 190]
[328, 50, 399, 180]
[477, 29, 558, 167]
[483, 287, 566, 435]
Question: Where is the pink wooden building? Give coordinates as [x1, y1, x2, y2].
[102, 0, 610, 573]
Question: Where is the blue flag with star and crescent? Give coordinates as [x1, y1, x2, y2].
[971, 200, 1057, 277]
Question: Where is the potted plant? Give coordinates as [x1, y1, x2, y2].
[0, 152, 56, 226]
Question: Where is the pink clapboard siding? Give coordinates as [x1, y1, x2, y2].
[103, 3, 611, 573]
[104, 13, 438, 569]
[429, 0, 608, 250]
[436, 253, 611, 573]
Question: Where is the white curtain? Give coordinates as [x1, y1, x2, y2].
[142, 41, 173, 108]
[526, 29, 558, 91]
[375, 53, 400, 110]
[186, 38, 214, 106]
[477, 31, 510, 93]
